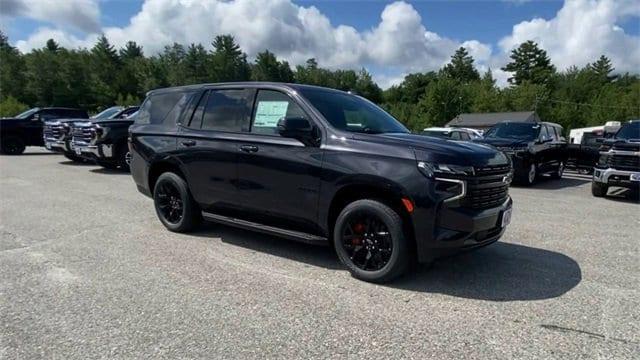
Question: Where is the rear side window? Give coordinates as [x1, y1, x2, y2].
[251, 90, 305, 136]
[201, 89, 254, 132]
[460, 132, 471, 141]
[450, 131, 461, 140]
[540, 125, 551, 141]
[136, 91, 192, 126]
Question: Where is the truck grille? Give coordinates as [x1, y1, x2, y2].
[606, 154, 640, 171]
[71, 123, 94, 144]
[43, 122, 64, 140]
[463, 164, 511, 209]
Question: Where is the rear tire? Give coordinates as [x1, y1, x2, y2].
[115, 142, 130, 172]
[153, 172, 201, 232]
[0, 136, 26, 155]
[591, 181, 607, 197]
[333, 199, 410, 283]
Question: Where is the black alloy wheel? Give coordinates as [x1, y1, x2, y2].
[333, 199, 410, 283]
[341, 213, 393, 271]
[156, 181, 184, 225]
[1, 136, 26, 155]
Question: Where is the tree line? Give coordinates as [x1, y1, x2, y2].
[1, 31, 638, 133]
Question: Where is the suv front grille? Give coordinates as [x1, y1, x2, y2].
[72, 123, 94, 144]
[606, 154, 640, 171]
[463, 164, 511, 210]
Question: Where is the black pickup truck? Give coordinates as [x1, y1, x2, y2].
[71, 106, 138, 170]
[566, 130, 603, 174]
[592, 120, 640, 197]
[43, 106, 134, 162]
[0, 107, 88, 154]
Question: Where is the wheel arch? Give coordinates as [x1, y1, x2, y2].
[147, 159, 188, 194]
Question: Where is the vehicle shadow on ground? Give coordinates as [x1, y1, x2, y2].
[58, 160, 95, 166]
[512, 172, 591, 190]
[190, 224, 581, 301]
[89, 168, 129, 175]
[392, 242, 582, 301]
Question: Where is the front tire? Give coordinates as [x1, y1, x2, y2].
[519, 163, 537, 186]
[0, 136, 26, 155]
[333, 199, 410, 283]
[153, 172, 201, 232]
[591, 181, 607, 197]
[64, 152, 85, 163]
[551, 161, 564, 179]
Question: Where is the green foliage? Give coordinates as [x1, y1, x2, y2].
[502, 40, 556, 86]
[442, 47, 480, 83]
[0, 96, 28, 117]
[0, 33, 637, 134]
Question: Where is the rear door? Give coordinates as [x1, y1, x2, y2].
[176, 88, 255, 213]
[235, 89, 324, 234]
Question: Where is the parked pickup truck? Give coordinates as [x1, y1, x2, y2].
[43, 106, 134, 162]
[1, 107, 88, 154]
[592, 120, 640, 197]
[566, 130, 603, 174]
[71, 106, 139, 171]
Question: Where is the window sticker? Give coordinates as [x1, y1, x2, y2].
[254, 101, 289, 128]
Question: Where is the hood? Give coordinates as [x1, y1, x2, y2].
[352, 132, 510, 166]
[0, 118, 29, 128]
[89, 118, 134, 125]
[604, 139, 640, 152]
[473, 137, 530, 148]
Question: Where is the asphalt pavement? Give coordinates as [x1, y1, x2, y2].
[1, 148, 638, 359]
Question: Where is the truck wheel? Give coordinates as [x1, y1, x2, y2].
[522, 163, 537, 186]
[333, 199, 410, 283]
[591, 181, 607, 197]
[0, 136, 26, 155]
[551, 161, 564, 179]
[116, 142, 130, 172]
[63, 152, 85, 163]
[153, 172, 201, 232]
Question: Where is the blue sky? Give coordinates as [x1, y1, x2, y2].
[2, 0, 639, 87]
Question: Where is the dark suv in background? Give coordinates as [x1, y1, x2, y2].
[0, 107, 88, 155]
[71, 106, 139, 170]
[475, 122, 567, 185]
[44, 106, 136, 162]
[592, 120, 640, 197]
[129, 83, 513, 283]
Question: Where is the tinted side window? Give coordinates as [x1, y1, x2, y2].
[450, 131, 461, 140]
[251, 90, 305, 136]
[540, 125, 551, 141]
[460, 132, 471, 140]
[136, 91, 189, 125]
[201, 89, 254, 132]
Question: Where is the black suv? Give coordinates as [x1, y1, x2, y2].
[71, 106, 139, 170]
[129, 83, 513, 283]
[592, 120, 640, 197]
[475, 122, 567, 185]
[0, 107, 88, 155]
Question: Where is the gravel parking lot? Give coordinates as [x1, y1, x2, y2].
[1, 148, 638, 359]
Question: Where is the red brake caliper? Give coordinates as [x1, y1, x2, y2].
[352, 223, 365, 245]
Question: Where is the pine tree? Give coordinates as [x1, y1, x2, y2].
[502, 40, 555, 86]
[251, 50, 293, 82]
[442, 47, 480, 83]
[210, 34, 250, 82]
[45, 39, 60, 52]
[119, 41, 144, 60]
[184, 43, 210, 84]
[0, 31, 26, 102]
[589, 55, 615, 82]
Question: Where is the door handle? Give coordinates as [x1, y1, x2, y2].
[181, 140, 196, 147]
[239, 145, 259, 153]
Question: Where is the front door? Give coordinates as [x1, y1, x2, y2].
[236, 89, 324, 235]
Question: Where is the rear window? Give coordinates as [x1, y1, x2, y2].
[136, 91, 193, 126]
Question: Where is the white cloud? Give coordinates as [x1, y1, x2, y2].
[0, 0, 101, 33]
[498, 0, 640, 74]
[11, 0, 487, 88]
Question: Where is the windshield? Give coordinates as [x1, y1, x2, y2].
[92, 106, 123, 120]
[299, 89, 409, 134]
[485, 123, 540, 141]
[615, 121, 640, 140]
[421, 130, 450, 139]
[15, 108, 39, 119]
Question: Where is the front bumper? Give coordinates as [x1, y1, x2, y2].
[413, 197, 512, 262]
[593, 167, 640, 188]
[44, 138, 70, 153]
[72, 142, 113, 159]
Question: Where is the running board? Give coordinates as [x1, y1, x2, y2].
[201, 211, 328, 245]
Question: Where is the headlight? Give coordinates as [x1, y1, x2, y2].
[417, 161, 473, 178]
[92, 125, 108, 141]
[417, 162, 468, 202]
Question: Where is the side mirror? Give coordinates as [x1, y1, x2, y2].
[277, 117, 314, 142]
[32, 113, 41, 122]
